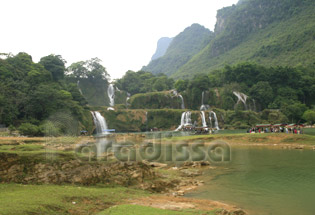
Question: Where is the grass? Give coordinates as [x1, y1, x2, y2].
[304, 128, 315, 136]
[0, 184, 218, 215]
[168, 132, 315, 145]
[0, 184, 150, 215]
[97, 204, 216, 215]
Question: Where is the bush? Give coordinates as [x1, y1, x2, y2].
[18, 123, 40, 136]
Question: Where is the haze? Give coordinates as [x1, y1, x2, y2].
[1, 0, 238, 79]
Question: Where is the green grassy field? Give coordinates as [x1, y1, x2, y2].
[0, 184, 149, 215]
[97, 204, 216, 215]
[0, 184, 218, 215]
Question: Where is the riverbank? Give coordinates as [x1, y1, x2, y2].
[1, 132, 314, 214]
[0, 146, 246, 214]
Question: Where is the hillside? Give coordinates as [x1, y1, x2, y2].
[151, 37, 173, 61]
[144, 0, 315, 79]
[142, 23, 214, 76]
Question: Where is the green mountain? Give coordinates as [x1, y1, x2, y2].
[145, 0, 315, 79]
[151, 37, 173, 61]
[142, 23, 214, 76]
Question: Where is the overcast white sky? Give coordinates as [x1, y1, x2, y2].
[1, 0, 238, 79]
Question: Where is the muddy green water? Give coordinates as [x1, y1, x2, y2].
[185, 146, 315, 215]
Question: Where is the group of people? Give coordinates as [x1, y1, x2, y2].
[247, 127, 303, 134]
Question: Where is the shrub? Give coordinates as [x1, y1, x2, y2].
[18, 123, 40, 136]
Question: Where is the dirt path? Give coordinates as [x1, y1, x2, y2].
[129, 195, 246, 214]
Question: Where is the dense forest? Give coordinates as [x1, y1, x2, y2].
[1, 52, 315, 136]
[1, 0, 315, 136]
[143, 0, 315, 79]
[0, 53, 109, 135]
[174, 63, 315, 122]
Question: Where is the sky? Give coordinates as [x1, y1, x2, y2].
[1, 0, 238, 79]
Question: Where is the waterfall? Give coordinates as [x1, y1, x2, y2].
[175, 111, 192, 131]
[107, 83, 115, 107]
[126, 92, 131, 105]
[200, 91, 210, 110]
[233, 91, 248, 110]
[210, 111, 220, 130]
[179, 95, 185, 109]
[77, 80, 83, 95]
[91, 111, 108, 135]
[200, 111, 207, 128]
[209, 115, 213, 128]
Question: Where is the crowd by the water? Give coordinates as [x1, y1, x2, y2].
[247, 126, 304, 134]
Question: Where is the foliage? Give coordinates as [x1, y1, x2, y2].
[39, 54, 66, 81]
[0, 52, 89, 135]
[67, 58, 109, 80]
[302, 109, 315, 125]
[143, 23, 214, 76]
[165, 0, 315, 79]
[115, 71, 174, 95]
[18, 123, 40, 136]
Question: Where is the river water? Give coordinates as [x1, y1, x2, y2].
[185, 146, 315, 215]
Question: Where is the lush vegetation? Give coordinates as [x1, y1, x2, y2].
[0, 53, 100, 135]
[174, 63, 315, 123]
[143, 23, 214, 76]
[115, 70, 174, 95]
[0, 184, 149, 215]
[141, 0, 315, 79]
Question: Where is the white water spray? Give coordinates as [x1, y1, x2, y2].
[175, 111, 192, 131]
[200, 111, 207, 127]
[209, 111, 220, 130]
[233, 91, 248, 110]
[179, 95, 185, 109]
[107, 83, 115, 107]
[91, 111, 109, 135]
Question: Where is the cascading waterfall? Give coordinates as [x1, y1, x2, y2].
[200, 111, 207, 127]
[91, 111, 109, 135]
[200, 91, 206, 110]
[200, 91, 210, 111]
[77, 80, 83, 95]
[107, 83, 115, 107]
[209, 111, 220, 130]
[175, 111, 192, 131]
[126, 92, 131, 105]
[179, 95, 185, 109]
[209, 115, 213, 128]
[233, 91, 248, 110]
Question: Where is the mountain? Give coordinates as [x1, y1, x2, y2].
[142, 23, 214, 76]
[144, 0, 315, 79]
[151, 37, 173, 61]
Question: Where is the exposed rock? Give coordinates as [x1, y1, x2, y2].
[142, 160, 168, 168]
[0, 153, 155, 187]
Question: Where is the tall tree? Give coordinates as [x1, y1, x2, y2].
[40, 54, 66, 81]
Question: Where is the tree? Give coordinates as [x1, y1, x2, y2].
[67, 58, 109, 80]
[249, 81, 274, 110]
[40, 54, 66, 81]
[302, 110, 315, 125]
[67, 61, 87, 79]
[86, 58, 109, 80]
[174, 79, 188, 92]
[18, 123, 40, 136]
[281, 102, 308, 123]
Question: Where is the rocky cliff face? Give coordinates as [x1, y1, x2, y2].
[171, 0, 315, 79]
[151, 37, 173, 61]
[143, 23, 214, 76]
